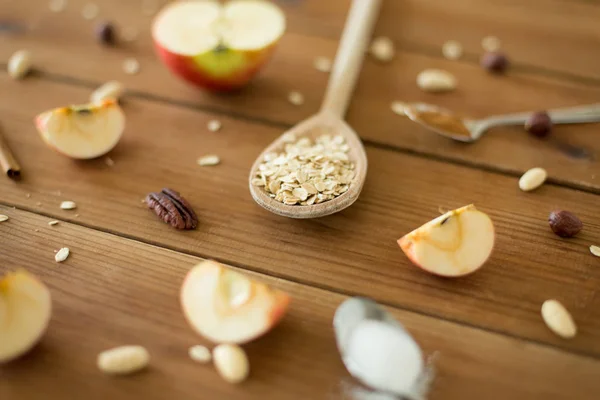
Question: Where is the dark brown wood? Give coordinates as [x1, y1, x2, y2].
[2, 0, 600, 190]
[0, 77, 599, 358]
[1, 206, 599, 400]
[0, 126, 21, 178]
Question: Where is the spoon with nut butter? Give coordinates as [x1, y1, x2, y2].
[249, 0, 381, 219]
[399, 102, 600, 143]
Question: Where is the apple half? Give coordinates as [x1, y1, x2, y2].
[398, 205, 495, 277]
[0, 270, 52, 363]
[152, 0, 286, 91]
[181, 260, 290, 344]
[35, 100, 125, 159]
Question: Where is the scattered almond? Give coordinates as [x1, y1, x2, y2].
[189, 345, 212, 364]
[313, 56, 332, 73]
[91, 81, 124, 103]
[0, 215, 9, 222]
[207, 120, 222, 132]
[48, 221, 59, 226]
[288, 91, 304, 106]
[590, 245, 600, 257]
[518, 167, 547, 192]
[442, 40, 463, 60]
[198, 155, 220, 166]
[123, 58, 140, 75]
[60, 201, 77, 210]
[8, 50, 32, 80]
[55, 247, 70, 262]
[416, 69, 457, 92]
[541, 299, 577, 339]
[49, 0, 67, 13]
[97, 345, 150, 375]
[82, 3, 99, 20]
[213, 344, 250, 384]
[370, 37, 395, 62]
[482, 36, 501, 52]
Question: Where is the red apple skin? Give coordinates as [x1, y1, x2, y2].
[154, 43, 278, 92]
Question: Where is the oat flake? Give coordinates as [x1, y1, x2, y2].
[288, 91, 304, 106]
[390, 101, 408, 116]
[48, 220, 59, 226]
[482, 36, 501, 52]
[123, 58, 140, 75]
[198, 155, 220, 166]
[541, 299, 577, 339]
[590, 245, 600, 257]
[314, 56, 332, 73]
[189, 345, 211, 363]
[55, 247, 70, 262]
[49, 0, 68, 13]
[0, 215, 8, 222]
[60, 201, 77, 210]
[207, 120, 222, 132]
[105, 157, 115, 167]
[442, 40, 463, 60]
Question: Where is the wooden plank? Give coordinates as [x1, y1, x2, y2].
[1, 206, 599, 400]
[0, 77, 599, 357]
[277, 0, 600, 80]
[3, 1, 600, 190]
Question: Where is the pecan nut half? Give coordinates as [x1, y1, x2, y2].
[145, 188, 198, 230]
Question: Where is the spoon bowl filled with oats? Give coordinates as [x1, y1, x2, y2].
[249, 0, 379, 218]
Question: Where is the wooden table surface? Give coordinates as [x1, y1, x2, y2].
[1, 1, 599, 399]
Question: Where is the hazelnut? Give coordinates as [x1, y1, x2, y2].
[548, 210, 582, 238]
[480, 51, 509, 73]
[525, 111, 552, 138]
[96, 22, 116, 45]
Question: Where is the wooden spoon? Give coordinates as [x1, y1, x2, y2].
[249, 0, 381, 219]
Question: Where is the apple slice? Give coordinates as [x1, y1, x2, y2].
[152, 0, 286, 91]
[181, 260, 290, 344]
[398, 205, 495, 277]
[0, 270, 52, 363]
[35, 100, 125, 159]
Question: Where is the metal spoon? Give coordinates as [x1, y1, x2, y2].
[249, 0, 381, 219]
[401, 102, 600, 143]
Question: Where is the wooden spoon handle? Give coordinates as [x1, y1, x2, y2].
[320, 0, 382, 118]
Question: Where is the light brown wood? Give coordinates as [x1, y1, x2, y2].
[0, 77, 599, 358]
[1, 206, 600, 400]
[3, 0, 600, 191]
[249, 0, 378, 218]
[3, 0, 600, 192]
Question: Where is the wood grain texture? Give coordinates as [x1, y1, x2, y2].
[1, 206, 599, 400]
[0, 77, 599, 357]
[2, 0, 600, 190]
[277, 0, 600, 80]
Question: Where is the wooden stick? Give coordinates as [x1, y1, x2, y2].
[320, 0, 382, 118]
[0, 126, 21, 179]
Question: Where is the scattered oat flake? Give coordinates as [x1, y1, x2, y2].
[82, 3, 99, 20]
[35, 229, 39, 232]
[198, 155, 220, 166]
[75, 214, 80, 218]
[122, 27, 139, 42]
[48, 220, 59, 226]
[123, 58, 140, 75]
[590, 245, 600, 257]
[105, 157, 115, 167]
[313, 56, 332, 73]
[207, 120, 222, 132]
[442, 40, 463, 60]
[288, 91, 304, 106]
[55, 247, 70, 262]
[0, 215, 8, 222]
[26, 193, 31, 198]
[60, 201, 77, 210]
[370, 37, 395, 62]
[390, 101, 408, 116]
[189, 345, 211, 363]
[36, 202, 42, 206]
[482, 36, 501, 52]
[49, 0, 68, 13]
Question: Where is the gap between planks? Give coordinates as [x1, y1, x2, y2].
[2, 69, 599, 196]
[2, 200, 599, 362]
